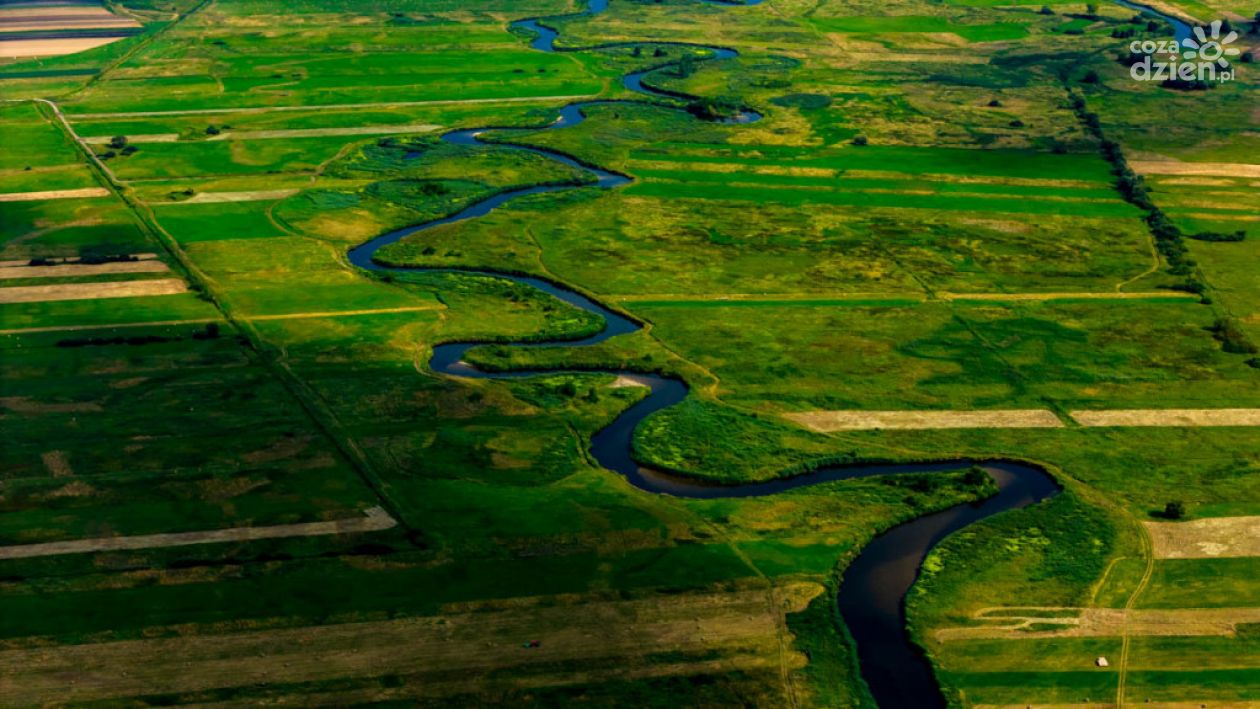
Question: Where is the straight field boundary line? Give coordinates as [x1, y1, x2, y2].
[613, 291, 1198, 306]
[66, 94, 599, 120]
[787, 408, 1260, 431]
[0, 507, 396, 560]
[0, 305, 443, 334]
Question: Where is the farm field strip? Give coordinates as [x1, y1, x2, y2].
[786, 409, 1260, 431]
[936, 607, 1260, 641]
[0, 278, 187, 304]
[0, 258, 167, 280]
[64, 95, 602, 119]
[80, 123, 443, 144]
[0, 507, 396, 560]
[0, 585, 810, 706]
[180, 189, 300, 204]
[0, 304, 445, 334]
[1131, 161, 1260, 178]
[631, 145, 1117, 181]
[0, 317, 217, 335]
[627, 181, 1139, 217]
[629, 168, 1126, 204]
[0, 187, 109, 202]
[785, 409, 1065, 431]
[617, 292, 1198, 306]
[1071, 409, 1260, 427]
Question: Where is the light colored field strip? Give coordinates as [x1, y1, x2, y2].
[81, 124, 442, 145]
[785, 410, 1064, 431]
[0, 6, 141, 31]
[80, 133, 179, 144]
[0, 278, 187, 304]
[942, 291, 1199, 302]
[68, 95, 598, 120]
[182, 189, 299, 204]
[0, 187, 109, 202]
[1072, 409, 1260, 427]
[789, 408, 1260, 431]
[1146, 516, 1260, 559]
[976, 703, 1244, 708]
[0, 37, 122, 58]
[0, 583, 812, 705]
[0, 507, 396, 560]
[937, 606, 1260, 641]
[0, 259, 168, 280]
[209, 123, 442, 140]
[1130, 160, 1260, 178]
[614, 291, 1197, 305]
[245, 305, 444, 322]
[614, 292, 922, 303]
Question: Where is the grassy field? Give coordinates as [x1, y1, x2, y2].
[1, 0, 1257, 706]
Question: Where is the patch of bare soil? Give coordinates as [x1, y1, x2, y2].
[1146, 516, 1260, 559]
[40, 450, 73, 477]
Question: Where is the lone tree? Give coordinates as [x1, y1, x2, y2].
[108, 135, 128, 149]
[1163, 501, 1185, 519]
[1086, 3, 1099, 16]
[676, 52, 696, 78]
[852, 134, 869, 146]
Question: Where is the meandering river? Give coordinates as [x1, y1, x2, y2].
[346, 1, 1070, 705]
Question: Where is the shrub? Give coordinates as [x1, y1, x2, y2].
[108, 135, 127, 149]
[1161, 501, 1185, 519]
[1187, 230, 1245, 242]
[851, 134, 869, 146]
[1211, 318, 1259, 354]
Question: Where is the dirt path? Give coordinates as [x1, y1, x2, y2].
[0, 507, 396, 560]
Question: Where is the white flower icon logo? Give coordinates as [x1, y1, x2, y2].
[1182, 20, 1240, 68]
